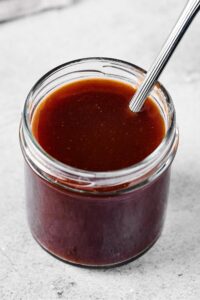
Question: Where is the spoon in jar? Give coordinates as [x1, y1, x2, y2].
[129, 0, 200, 112]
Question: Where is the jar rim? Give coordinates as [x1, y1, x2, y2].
[20, 57, 178, 192]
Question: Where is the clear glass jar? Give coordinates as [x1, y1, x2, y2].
[19, 57, 178, 267]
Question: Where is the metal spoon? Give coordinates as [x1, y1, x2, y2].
[129, 0, 200, 112]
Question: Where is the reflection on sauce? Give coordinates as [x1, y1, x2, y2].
[32, 78, 165, 171]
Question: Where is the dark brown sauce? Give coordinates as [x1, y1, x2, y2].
[26, 78, 171, 266]
[32, 78, 165, 171]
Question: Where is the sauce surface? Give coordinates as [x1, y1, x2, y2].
[32, 78, 165, 171]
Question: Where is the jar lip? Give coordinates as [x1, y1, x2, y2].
[21, 57, 177, 186]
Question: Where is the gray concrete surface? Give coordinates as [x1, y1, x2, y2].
[0, 0, 75, 22]
[0, 0, 200, 299]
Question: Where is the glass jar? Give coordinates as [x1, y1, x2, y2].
[19, 57, 178, 267]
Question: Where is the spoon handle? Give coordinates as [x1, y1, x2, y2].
[129, 0, 200, 112]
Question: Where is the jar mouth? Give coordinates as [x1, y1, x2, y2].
[20, 57, 178, 192]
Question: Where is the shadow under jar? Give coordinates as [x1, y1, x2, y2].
[19, 57, 178, 267]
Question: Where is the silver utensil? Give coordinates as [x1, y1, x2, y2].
[129, 0, 200, 112]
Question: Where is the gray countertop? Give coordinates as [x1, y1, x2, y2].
[0, 0, 200, 299]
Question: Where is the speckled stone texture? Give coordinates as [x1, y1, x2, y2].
[0, 0, 200, 299]
[0, 0, 74, 22]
